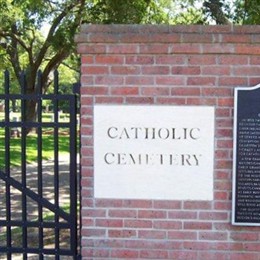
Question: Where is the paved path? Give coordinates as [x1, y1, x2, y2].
[0, 155, 79, 260]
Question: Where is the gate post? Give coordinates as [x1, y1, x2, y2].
[76, 24, 260, 259]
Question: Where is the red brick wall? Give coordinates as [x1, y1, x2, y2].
[76, 25, 260, 259]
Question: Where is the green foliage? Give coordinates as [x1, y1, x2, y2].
[87, 0, 151, 23]
[203, 0, 260, 24]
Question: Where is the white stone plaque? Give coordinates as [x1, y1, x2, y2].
[94, 105, 214, 200]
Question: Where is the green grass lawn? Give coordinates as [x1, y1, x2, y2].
[0, 112, 79, 168]
[0, 128, 72, 167]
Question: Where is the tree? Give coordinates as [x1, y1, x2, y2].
[0, 0, 259, 126]
[0, 0, 86, 123]
[0, 0, 171, 125]
[203, 0, 260, 25]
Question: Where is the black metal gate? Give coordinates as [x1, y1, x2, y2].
[0, 71, 79, 259]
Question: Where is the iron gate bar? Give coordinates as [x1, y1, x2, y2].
[69, 85, 78, 256]
[36, 71, 44, 260]
[21, 71, 28, 260]
[0, 247, 74, 255]
[0, 220, 70, 229]
[4, 70, 11, 260]
[53, 70, 60, 259]
[0, 170, 70, 221]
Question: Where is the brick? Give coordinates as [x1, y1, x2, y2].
[215, 160, 232, 170]
[153, 200, 181, 209]
[83, 248, 110, 258]
[84, 209, 106, 218]
[125, 240, 182, 250]
[202, 66, 231, 75]
[94, 239, 125, 248]
[198, 251, 229, 260]
[111, 249, 139, 258]
[183, 241, 215, 250]
[138, 210, 167, 219]
[187, 76, 216, 86]
[222, 34, 251, 43]
[215, 150, 230, 160]
[95, 199, 123, 207]
[140, 44, 169, 54]
[156, 76, 185, 85]
[95, 96, 124, 104]
[216, 118, 233, 128]
[188, 55, 217, 65]
[202, 43, 234, 54]
[81, 65, 108, 74]
[218, 55, 248, 65]
[156, 97, 186, 105]
[109, 209, 137, 218]
[95, 219, 123, 228]
[142, 65, 170, 75]
[95, 76, 124, 85]
[108, 229, 137, 238]
[215, 108, 231, 117]
[182, 33, 214, 43]
[169, 251, 198, 260]
[187, 97, 217, 105]
[168, 211, 197, 219]
[77, 43, 106, 54]
[233, 66, 260, 76]
[95, 55, 124, 64]
[138, 230, 166, 239]
[216, 128, 233, 138]
[184, 201, 212, 210]
[184, 222, 212, 230]
[111, 86, 139, 95]
[124, 219, 152, 228]
[171, 87, 200, 96]
[156, 55, 185, 65]
[199, 231, 228, 240]
[230, 232, 259, 241]
[217, 140, 233, 149]
[218, 97, 234, 107]
[81, 86, 108, 95]
[81, 55, 94, 64]
[214, 201, 232, 210]
[140, 250, 169, 259]
[199, 211, 228, 221]
[141, 86, 169, 96]
[153, 220, 182, 229]
[230, 253, 259, 260]
[125, 76, 154, 85]
[171, 43, 201, 54]
[218, 76, 247, 86]
[147, 33, 181, 43]
[125, 97, 155, 104]
[107, 44, 139, 54]
[250, 56, 260, 65]
[81, 177, 93, 187]
[171, 66, 201, 75]
[111, 65, 140, 74]
[82, 228, 106, 237]
[214, 191, 229, 200]
[126, 55, 154, 64]
[249, 77, 260, 85]
[236, 44, 260, 54]
[168, 231, 197, 240]
[123, 199, 153, 208]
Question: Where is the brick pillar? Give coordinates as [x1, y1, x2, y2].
[76, 25, 260, 259]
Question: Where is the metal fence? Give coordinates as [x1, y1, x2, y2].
[0, 70, 79, 259]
